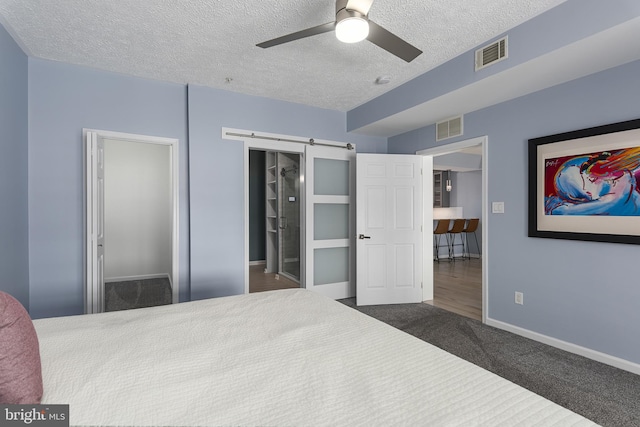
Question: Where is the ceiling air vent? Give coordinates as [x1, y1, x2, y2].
[436, 116, 463, 141]
[475, 36, 508, 71]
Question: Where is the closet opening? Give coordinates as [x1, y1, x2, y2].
[249, 149, 302, 293]
[85, 130, 179, 314]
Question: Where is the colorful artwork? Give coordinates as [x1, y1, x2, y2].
[544, 148, 640, 216]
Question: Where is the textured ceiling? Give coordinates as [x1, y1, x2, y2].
[0, 0, 566, 112]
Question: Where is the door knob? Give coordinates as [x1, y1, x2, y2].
[358, 234, 371, 239]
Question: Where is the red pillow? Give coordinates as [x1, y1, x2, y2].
[0, 291, 43, 404]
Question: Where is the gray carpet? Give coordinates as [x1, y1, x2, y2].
[338, 298, 640, 427]
[104, 277, 172, 312]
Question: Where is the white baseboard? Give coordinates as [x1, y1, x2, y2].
[486, 317, 640, 376]
[434, 252, 481, 259]
[105, 273, 171, 284]
[249, 260, 266, 266]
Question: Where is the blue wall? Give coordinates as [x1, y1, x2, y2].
[389, 59, 640, 364]
[451, 171, 482, 255]
[188, 85, 387, 301]
[27, 59, 190, 318]
[0, 24, 29, 309]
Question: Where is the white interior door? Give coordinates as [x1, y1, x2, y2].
[86, 131, 105, 313]
[356, 154, 424, 306]
[305, 144, 355, 299]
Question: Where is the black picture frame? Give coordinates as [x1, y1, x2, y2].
[528, 118, 640, 244]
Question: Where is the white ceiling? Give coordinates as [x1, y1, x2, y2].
[0, 0, 567, 117]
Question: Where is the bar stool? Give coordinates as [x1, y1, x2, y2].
[433, 219, 450, 261]
[447, 218, 467, 261]
[462, 218, 480, 258]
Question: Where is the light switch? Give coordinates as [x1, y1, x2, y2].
[492, 202, 505, 214]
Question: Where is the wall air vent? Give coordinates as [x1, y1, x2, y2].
[436, 115, 463, 141]
[475, 36, 508, 71]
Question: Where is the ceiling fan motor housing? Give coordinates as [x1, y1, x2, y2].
[336, 0, 367, 19]
[336, 8, 367, 24]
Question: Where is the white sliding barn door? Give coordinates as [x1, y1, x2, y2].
[305, 145, 355, 299]
[356, 154, 424, 306]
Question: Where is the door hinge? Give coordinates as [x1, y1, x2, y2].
[421, 281, 423, 289]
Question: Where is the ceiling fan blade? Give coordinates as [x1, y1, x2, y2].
[345, 0, 374, 15]
[257, 22, 335, 49]
[366, 20, 422, 62]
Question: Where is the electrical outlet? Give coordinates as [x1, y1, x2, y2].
[515, 291, 524, 305]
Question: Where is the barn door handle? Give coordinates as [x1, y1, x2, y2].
[358, 234, 371, 239]
[279, 217, 287, 230]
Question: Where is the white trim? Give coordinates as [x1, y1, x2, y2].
[422, 156, 434, 301]
[105, 273, 171, 284]
[417, 136, 488, 323]
[84, 131, 98, 314]
[84, 129, 178, 146]
[83, 129, 180, 313]
[313, 239, 350, 249]
[249, 260, 266, 266]
[486, 317, 640, 376]
[313, 195, 350, 204]
[416, 136, 487, 157]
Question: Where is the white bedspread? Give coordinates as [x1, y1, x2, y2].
[34, 289, 597, 426]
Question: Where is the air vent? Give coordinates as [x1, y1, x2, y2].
[475, 36, 508, 71]
[436, 116, 463, 141]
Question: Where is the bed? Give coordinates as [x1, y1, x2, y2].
[30, 289, 597, 426]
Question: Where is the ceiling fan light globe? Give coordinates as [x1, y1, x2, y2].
[335, 17, 369, 43]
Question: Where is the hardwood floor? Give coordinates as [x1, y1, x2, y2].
[249, 263, 299, 293]
[249, 259, 481, 320]
[426, 257, 482, 321]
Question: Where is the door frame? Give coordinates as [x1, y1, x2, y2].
[417, 136, 488, 323]
[84, 129, 180, 313]
[229, 130, 306, 295]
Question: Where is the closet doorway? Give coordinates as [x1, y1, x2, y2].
[85, 130, 179, 313]
[249, 149, 302, 293]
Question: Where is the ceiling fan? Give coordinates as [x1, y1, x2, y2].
[256, 0, 422, 63]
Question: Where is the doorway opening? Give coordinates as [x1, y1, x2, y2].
[228, 127, 355, 300]
[85, 130, 179, 314]
[249, 149, 302, 293]
[418, 136, 488, 322]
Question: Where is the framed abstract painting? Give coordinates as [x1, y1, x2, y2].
[528, 118, 640, 244]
